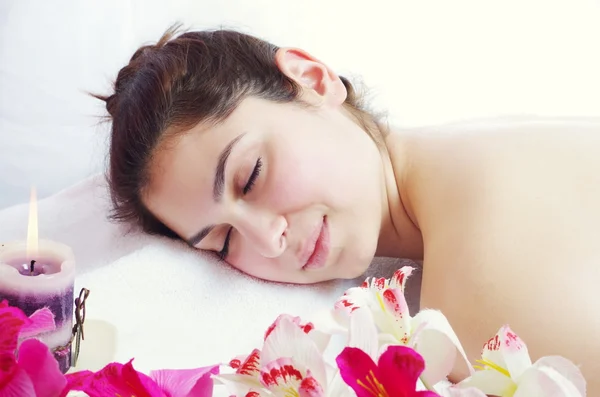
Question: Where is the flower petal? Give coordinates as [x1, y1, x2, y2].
[0, 354, 17, 389]
[348, 307, 379, 360]
[0, 366, 35, 397]
[150, 365, 219, 397]
[267, 314, 333, 355]
[335, 347, 385, 397]
[298, 370, 325, 397]
[262, 317, 326, 387]
[377, 345, 426, 395]
[481, 325, 531, 381]
[326, 371, 355, 397]
[531, 356, 586, 396]
[334, 288, 370, 315]
[260, 357, 304, 392]
[308, 308, 349, 336]
[371, 276, 389, 290]
[64, 370, 94, 392]
[0, 306, 27, 355]
[380, 288, 411, 344]
[121, 359, 166, 396]
[264, 314, 314, 340]
[389, 266, 415, 290]
[411, 310, 472, 385]
[458, 369, 516, 396]
[19, 308, 56, 339]
[307, 329, 331, 356]
[65, 360, 165, 397]
[17, 339, 67, 397]
[236, 349, 262, 377]
[514, 365, 583, 397]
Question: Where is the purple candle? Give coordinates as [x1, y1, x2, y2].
[0, 240, 76, 373]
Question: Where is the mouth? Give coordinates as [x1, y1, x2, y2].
[301, 216, 330, 271]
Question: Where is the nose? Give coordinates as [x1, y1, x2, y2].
[232, 207, 287, 258]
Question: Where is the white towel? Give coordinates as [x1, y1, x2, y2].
[0, 175, 421, 396]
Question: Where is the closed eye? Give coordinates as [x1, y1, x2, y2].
[217, 157, 262, 259]
[243, 157, 262, 194]
[217, 227, 233, 260]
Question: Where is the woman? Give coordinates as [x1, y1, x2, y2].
[100, 26, 600, 392]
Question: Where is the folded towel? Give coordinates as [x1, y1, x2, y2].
[0, 174, 421, 395]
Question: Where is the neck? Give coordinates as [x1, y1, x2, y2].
[375, 131, 424, 260]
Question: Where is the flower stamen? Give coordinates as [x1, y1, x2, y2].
[357, 370, 389, 397]
[376, 292, 386, 312]
[475, 358, 511, 377]
[284, 387, 300, 397]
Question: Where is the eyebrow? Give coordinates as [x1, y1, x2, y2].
[187, 224, 214, 247]
[186, 132, 247, 247]
[213, 132, 246, 201]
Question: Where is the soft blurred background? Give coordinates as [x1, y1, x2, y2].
[1, 0, 599, 209]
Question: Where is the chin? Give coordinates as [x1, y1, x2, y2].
[341, 237, 379, 279]
[338, 256, 373, 279]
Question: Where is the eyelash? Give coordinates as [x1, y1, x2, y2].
[218, 227, 233, 260]
[218, 157, 263, 260]
[243, 157, 262, 195]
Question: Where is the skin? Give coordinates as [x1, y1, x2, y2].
[144, 48, 600, 393]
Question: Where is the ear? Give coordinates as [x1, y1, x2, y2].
[275, 48, 347, 107]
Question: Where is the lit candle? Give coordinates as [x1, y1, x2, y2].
[0, 188, 76, 373]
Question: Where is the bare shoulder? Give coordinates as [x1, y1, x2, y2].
[387, 116, 600, 240]
[388, 115, 600, 300]
[391, 117, 600, 388]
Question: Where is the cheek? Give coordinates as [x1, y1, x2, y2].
[227, 244, 284, 280]
[263, 136, 361, 212]
[261, 148, 325, 211]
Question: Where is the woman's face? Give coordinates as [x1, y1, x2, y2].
[143, 50, 389, 284]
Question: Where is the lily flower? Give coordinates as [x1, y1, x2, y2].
[333, 267, 472, 387]
[341, 308, 490, 397]
[457, 325, 586, 397]
[222, 313, 331, 396]
[65, 360, 219, 397]
[336, 345, 441, 397]
[216, 315, 353, 397]
[0, 302, 67, 397]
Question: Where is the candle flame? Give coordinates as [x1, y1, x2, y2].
[27, 186, 38, 259]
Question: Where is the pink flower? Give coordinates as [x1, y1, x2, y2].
[0, 302, 67, 397]
[0, 300, 56, 347]
[66, 360, 219, 397]
[336, 345, 441, 397]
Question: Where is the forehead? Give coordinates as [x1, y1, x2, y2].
[143, 116, 238, 233]
[143, 97, 282, 234]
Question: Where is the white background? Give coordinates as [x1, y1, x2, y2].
[1, 0, 599, 209]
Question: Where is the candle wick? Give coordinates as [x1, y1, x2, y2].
[30, 259, 36, 274]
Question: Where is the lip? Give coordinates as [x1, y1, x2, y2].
[300, 216, 330, 271]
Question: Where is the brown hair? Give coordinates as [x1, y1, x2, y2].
[96, 25, 385, 239]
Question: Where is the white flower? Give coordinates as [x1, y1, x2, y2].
[457, 325, 586, 397]
[214, 315, 353, 397]
[331, 266, 472, 388]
